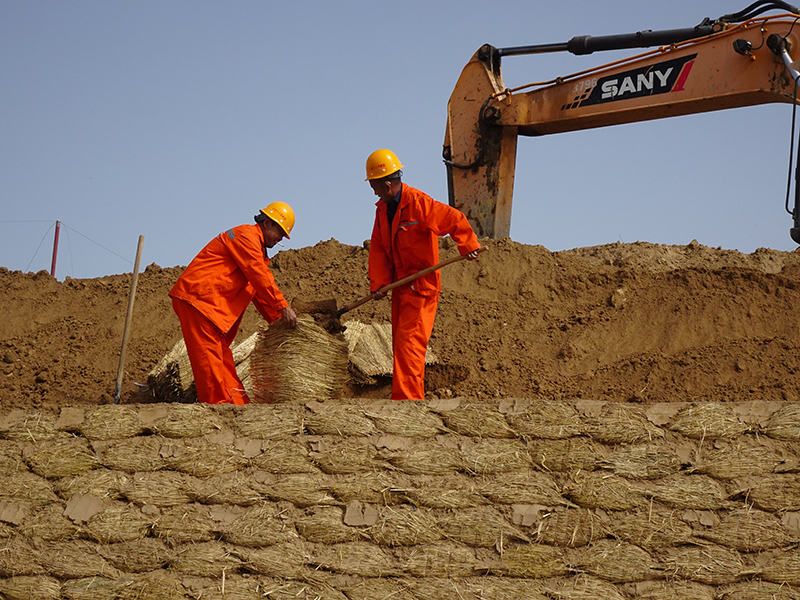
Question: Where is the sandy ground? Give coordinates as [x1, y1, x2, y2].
[2, 237, 800, 409]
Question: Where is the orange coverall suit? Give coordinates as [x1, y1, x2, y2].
[369, 183, 480, 400]
[169, 224, 288, 405]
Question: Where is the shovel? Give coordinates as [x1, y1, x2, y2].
[297, 248, 485, 332]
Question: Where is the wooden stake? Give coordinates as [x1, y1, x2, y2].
[114, 235, 144, 404]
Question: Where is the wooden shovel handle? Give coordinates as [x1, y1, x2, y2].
[336, 248, 485, 317]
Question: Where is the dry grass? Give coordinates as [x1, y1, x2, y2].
[152, 503, 219, 544]
[364, 402, 445, 437]
[294, 506, 360, 544]
[0, 472, 58, 507]
[478, 470, 565, 506]
[437, 505, 528, 548]
[541, 575, 628, 600]
[18, 503, 80, 541]
[37, 539, 121, 579]
[667, 403, 750, 439]
[80, 405, 144, 440]
[236, 540, 311, 579]
[562, 472, 644, 511]
[396, 474, 483, 509]
[257, 473, 337, 507]
[696, 508, 798, 551]
[148, 403, 225, 438]
[527, 437, 606, 472]
[122, 471, 194, 507]
[505, 402, 583, 439]
[97, 538, 172, 572]
[232, 404, 305, 438]
[459, 438, 532, 474]
[533, 508, 602, 548]
[171, 541, 242, 577]
[582, 403, 665, 444]
[146, 337, 195, 403]
[489, 542, 568, 578]
[0, 576, 61, 600]
[188, 470, 265, 506]
[338, 576, 413, 600]
[597, 442, 683, 479]
[764, 404, 800, 440]
[657, 544, 744, 585]
[396, 542, 481, 577]
[24, 437, 97, 478]
[736, 474, 800, 512]
[567, 539, 658, 583]
[161, 438, 248, 477]
[629, 580, 715, 600]
[435, 403, 517, 438]
[61, 577, 122, 600]
[309, 541, 398, 577]
[0, 538, 43, 577]
[1, 412, 61, 442]
[382, 440, 461, 475]
[310, 437, 386, 474]
[758, 549, 800, 586]
[717, 581, 800, 600]
[364, 505, 441, 546]
[602, 507, 694, 548]
[693, 440, 789, 479]
[305, 402, 377, 436]
[250, 437, 318, 474]
[83, 503, 153, 543]
[54, 469, 131, 501]
[250, 317, 348, 403]
[638, 474, 728, 510]
[221, 503, 299, 547]
[94, 436, 166, 472]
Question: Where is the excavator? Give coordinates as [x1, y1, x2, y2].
[444, 1, 800, 243]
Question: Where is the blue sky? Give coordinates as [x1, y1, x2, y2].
[3, 0, 800, 279]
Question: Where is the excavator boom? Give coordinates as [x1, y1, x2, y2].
[444, 5, 800, 240]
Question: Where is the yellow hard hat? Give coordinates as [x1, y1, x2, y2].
[259, 201, 295, 238]
[365, 148, 404, 180]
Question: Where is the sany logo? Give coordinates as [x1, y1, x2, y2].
[601, 67, 676, 99]
[563, 54, 697, 110]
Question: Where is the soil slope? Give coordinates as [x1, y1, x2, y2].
[2, 238, 800, 409]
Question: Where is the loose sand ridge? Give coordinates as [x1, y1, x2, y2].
[1, 237, 799, 408]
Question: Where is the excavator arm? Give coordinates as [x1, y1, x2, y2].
[444, 2, 800, 241]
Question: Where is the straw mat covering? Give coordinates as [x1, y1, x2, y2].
[146, 333, 258, 403]
[250, 315, 348, 403]
[343, 319, 437, 381]
[1, 399, 799, 598]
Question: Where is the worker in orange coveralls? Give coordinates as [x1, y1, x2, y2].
[169, 202, 298, 405]
[365, 149, 481, 400]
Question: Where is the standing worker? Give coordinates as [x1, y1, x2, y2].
[169, 202, 298, 405]
[365, 149, 481, 400]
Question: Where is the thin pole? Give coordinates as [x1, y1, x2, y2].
[114, 235, 145, 404]
[50, 220, 61, 277]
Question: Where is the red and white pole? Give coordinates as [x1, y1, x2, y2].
[50, 220, 61, 277]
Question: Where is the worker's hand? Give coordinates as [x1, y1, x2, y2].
[465, 248, 482, 260]
[279, 306, 298, 328]
[372, 290, 387, 300]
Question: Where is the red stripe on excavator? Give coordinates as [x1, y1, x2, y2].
[672, 60, 695, 92]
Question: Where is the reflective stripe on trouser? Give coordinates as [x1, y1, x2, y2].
[171, 297, 250, 405]
[390, 286, 438, 400]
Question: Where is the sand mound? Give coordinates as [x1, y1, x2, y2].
[2, 237, 800, 408]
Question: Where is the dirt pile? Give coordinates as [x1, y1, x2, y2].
[2, 237, 800, 409]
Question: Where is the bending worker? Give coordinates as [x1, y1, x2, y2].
[365, 149, 481, 400]
[169, 202, 298, 405]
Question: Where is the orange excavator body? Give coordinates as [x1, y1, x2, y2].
[444, 7, 800, 240]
